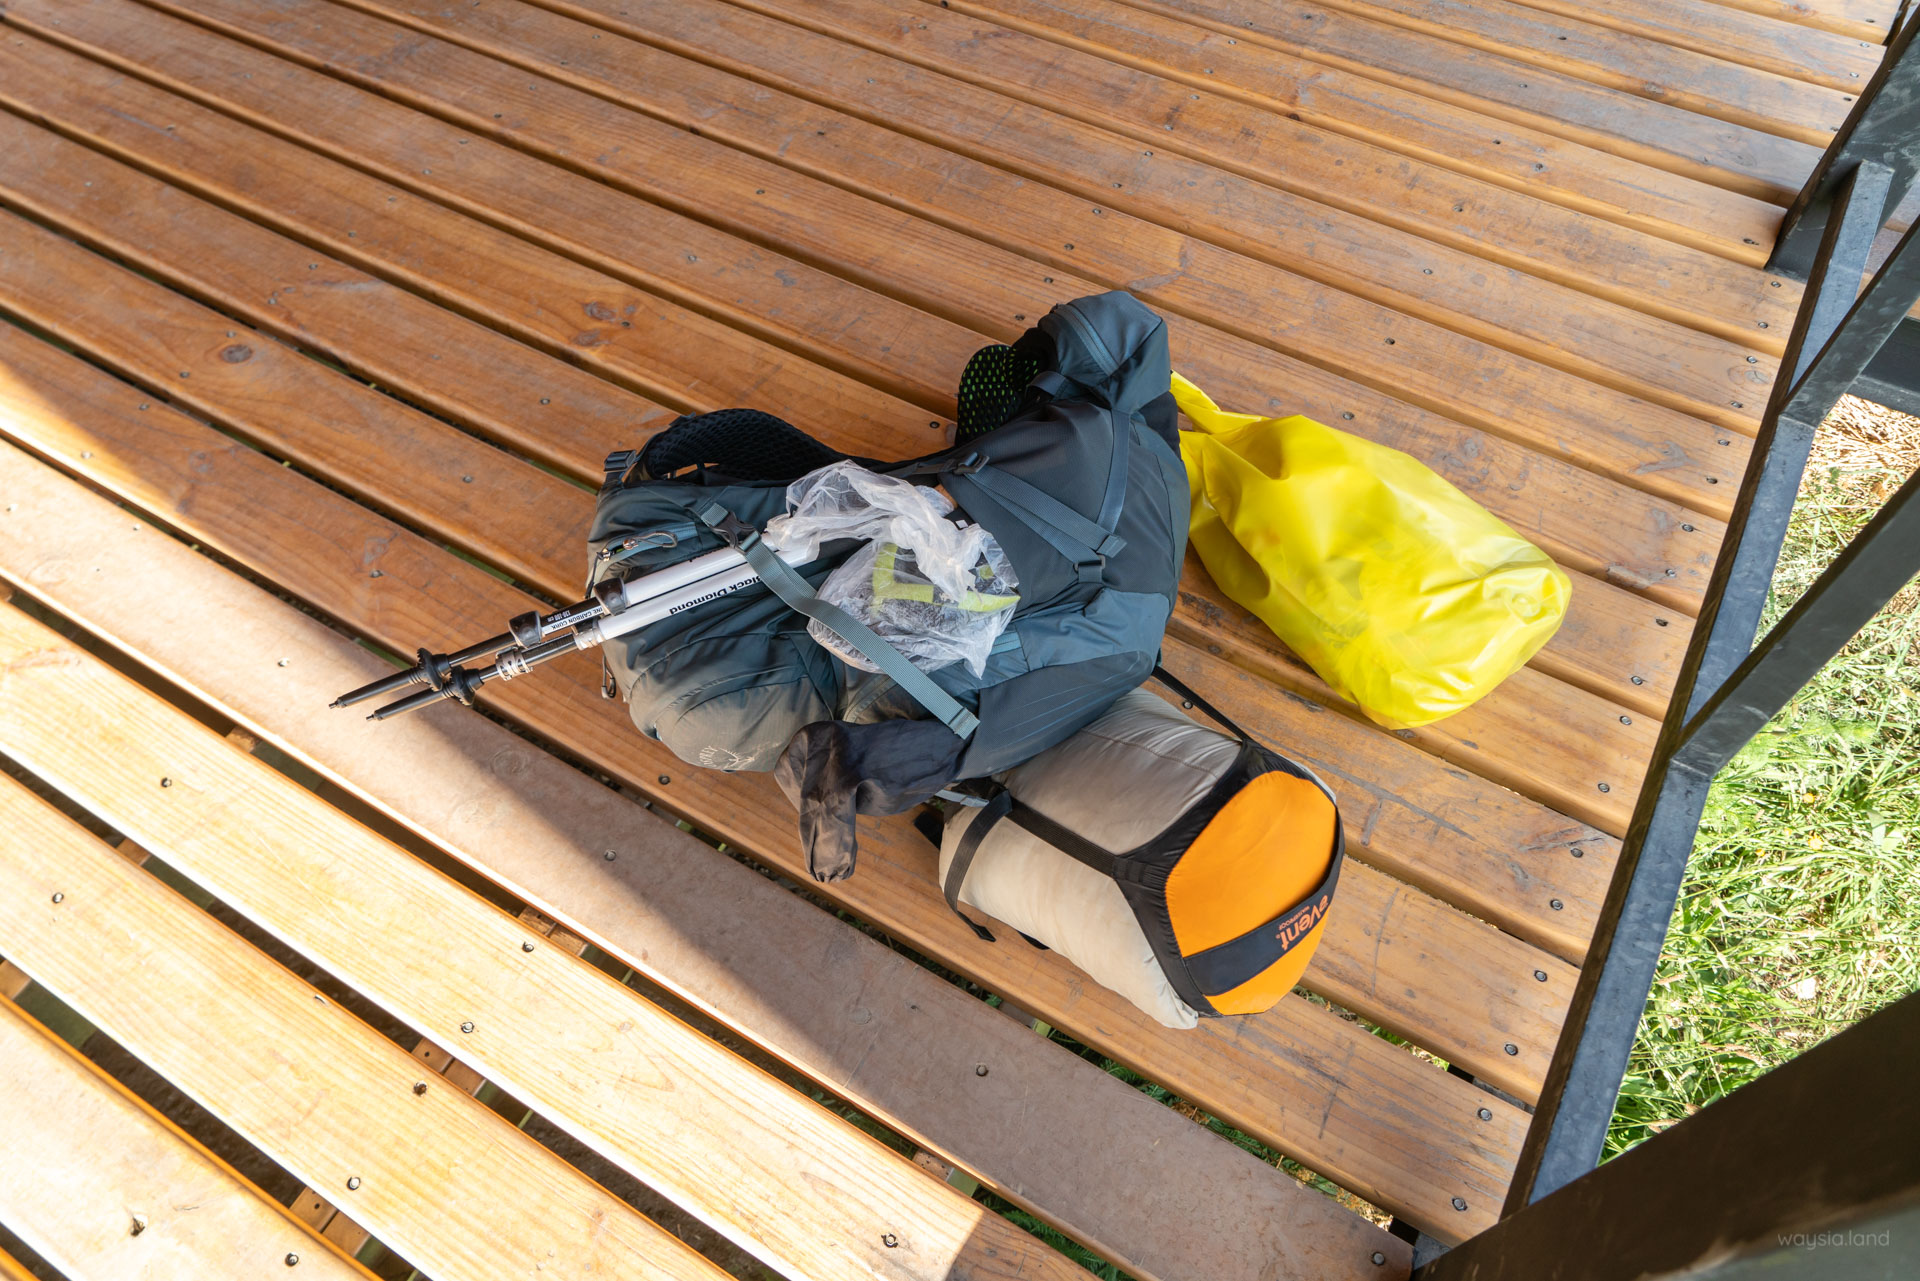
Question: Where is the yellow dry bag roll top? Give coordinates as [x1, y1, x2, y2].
[939, 670, 1342, 1027]
[1172, 373, 1572, 728]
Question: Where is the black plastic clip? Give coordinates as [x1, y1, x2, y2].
[602, 447, 641, 487]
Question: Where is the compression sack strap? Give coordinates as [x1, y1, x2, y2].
[697, 503, 980, 738]
[941, 787, 1014, 942]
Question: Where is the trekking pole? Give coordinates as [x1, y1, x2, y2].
[336, 541, 807, 721]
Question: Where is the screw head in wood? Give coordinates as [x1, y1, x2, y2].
[882, 1234, 899, 1248]
[285, 1253, 300, 1266]
[460, 1021, 475, 1034]
[1372, 1251, 1387, 1265]
[160, 777, 173, 788]
[1452, 1197, 1468, 1211]
[412, 1081, 428, 1095]
[974, 1064, 989, 1077]
[603, 850, 617, 861]
[1504, 1043, 1519, 1056]
[51, 892, 64, 903]
[657, 775, 671, 785]
[1550, 899, 1564, 911]
[1597, 782, 1611, 793]
[1477, 1107, 1492, 1121]
[1535, 970, 1548, 982]
[346, 1177, 361, 1191]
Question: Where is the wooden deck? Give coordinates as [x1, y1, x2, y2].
[0, 0, 1882, 1277]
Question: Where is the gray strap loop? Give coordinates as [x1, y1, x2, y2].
[945, 467, 1123, 584]
[1096, 409, 1132, 534]
[697, 504, 980, 739]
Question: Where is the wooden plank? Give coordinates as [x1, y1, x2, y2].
[267, 0, 1784, 366]
[0, 777, 735, 1281]
[330, 0, 1781, 361]
[1295, 0, 1865, 126]
[289, 1033, 486, 1255]
[0, 20, 1737, 630]
[0, 55, 931, 446]
[0, 999, 373, 1281]
[1689, 0, 1897, 44]
[1131, 0, 1825, 201]
[0, 448, 1409, 1281]
[1166, 590, 1660, 833]
[15, 0, 972, 420]
[937, 0, 1785, 257]
[1497, 0, 1886, 89]
[36, 0, 1781, 458]
[0, 128, 1667, 833]
[0, 617, 1149, 1281]
[508, 0, 1799, 373]
[0, 328, 1526, 1239]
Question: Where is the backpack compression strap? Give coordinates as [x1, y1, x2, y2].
[941, 787, 1014, 942]
[696, 503, 981, 738]
[942, 462, 1127, 586]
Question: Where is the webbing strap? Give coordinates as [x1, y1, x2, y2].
[941, 787, 1014, 942]
[1182, 826, 1345, 996]
[945, 466, 1124, 584]
[697, 504, 980, 738]
[1003, 800, 1123, 879]
[1150, 666, 1258, 746]
[1096, 409, 1131, 535]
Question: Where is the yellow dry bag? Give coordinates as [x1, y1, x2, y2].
[1173, 373, 1571, 728]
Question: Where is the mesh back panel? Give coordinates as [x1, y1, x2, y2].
[957, 345, 1042, 441]
[639, 408, 851, 482]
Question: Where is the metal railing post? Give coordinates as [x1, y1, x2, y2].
[1499, 155, 1920, 1214]
[1770, 20, 1920, 279]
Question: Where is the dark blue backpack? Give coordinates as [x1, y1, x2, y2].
[588, 292, 1188, 879]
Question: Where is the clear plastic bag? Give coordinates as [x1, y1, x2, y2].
[763, 462, 1019, 676]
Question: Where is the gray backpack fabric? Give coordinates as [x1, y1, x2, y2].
[586, 292, 1188, 879]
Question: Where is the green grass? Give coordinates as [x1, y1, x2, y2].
[1608, 402, 1920, 1159]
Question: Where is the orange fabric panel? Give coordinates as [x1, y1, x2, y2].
[1164, 770, 1337, 957]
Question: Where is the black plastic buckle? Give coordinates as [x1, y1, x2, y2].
[602, 447, 641, 486]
